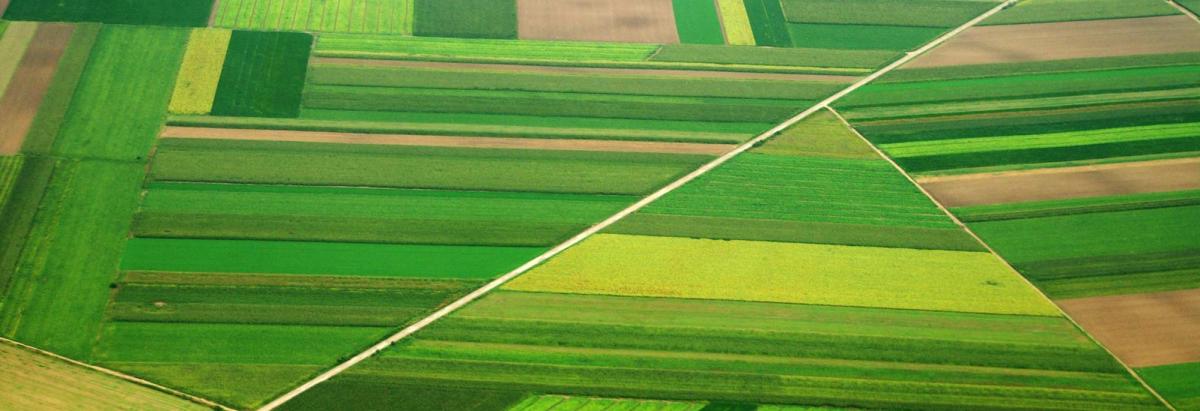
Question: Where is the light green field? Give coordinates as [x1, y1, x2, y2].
[981, 0, 1179, 25]
[504, 234, 1060, 316]
[881, 122, 1200, 158]
[507, 395, 705, 411]
[716, 0, 755, 45]
[754, 109, 878, 159]
[169, 29, 231, 115]
[215, 0, 414, 34]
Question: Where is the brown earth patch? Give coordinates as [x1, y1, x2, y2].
[160, 126, 736, 155]
[312, 57, 857, 82]
[906, 15, 1200, 68]
[919, 158, 1200, 207]
[0, 0, 9, 16]
[1058, 288, 1200, 367]
[0, 24, 73, 155]
[518, 0, 681, 44]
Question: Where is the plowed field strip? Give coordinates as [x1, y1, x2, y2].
[1059, 289, 1200, 367]
[0, 23, 72, 155]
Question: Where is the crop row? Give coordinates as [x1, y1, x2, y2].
[214, 0, 415, 35]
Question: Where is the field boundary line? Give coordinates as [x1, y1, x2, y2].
[257, 2, 1019, 409]
[0, 337, 236, 410]
[1168, 0, 1200, 24]
[827, 107, 1178, 411]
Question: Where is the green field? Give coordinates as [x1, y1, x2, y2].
[509, 395, 706, 411]
[214, 0, 415, 35]
[980, 0, 1179, 25]
[133, 182, 634, 246]
[672, 0, 724, 45]
[743, 0, 791, 47]
[169, 29, 231, 115]
[754, 109, 877, 159]
[1138, 362, 1200, 411]
[150, 139, 711, 195]
[212, 31, 312, 118]
[121, 238, 544, 279]
[0, 157, 22, 211]
[3, 0, 212, 26]
[51, 26, 189, 161]
[20, 23, 99, 155]
[505, 234, 1056, 316]
[782, 0, 998, 27]
[788, 23, 943, 51]
[413, 0, 516, 39]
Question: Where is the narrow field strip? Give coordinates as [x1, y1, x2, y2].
[257, 2, 1024, 409]
[310, 57, 858, 82]
[160, 126, 735, 155]
[0, 23, 72, 155]
[919, 157, 1200, 207]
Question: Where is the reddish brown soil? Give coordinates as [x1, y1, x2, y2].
[907, 16, 1200, 68]
[518, 0, 681, 44]
[1059, 288, 1200, 367]
[160, 126, 736, 155]
[919, 158, 1200, 207]
[0, 24, 74, 155]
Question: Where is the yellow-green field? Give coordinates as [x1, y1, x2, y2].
[168, 29, 231, 115]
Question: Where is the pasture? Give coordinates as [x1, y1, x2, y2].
[214, 0, 415, 34]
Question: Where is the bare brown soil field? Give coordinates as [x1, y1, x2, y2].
[0, 0, 9, 16]
[1059, 288, 1200, 367]
[160, 126, 736, 155]
[0, 341, 207, 410]
[907, 15, 1200, 68]
[312, 57, 858, 82]
[518, 0, 681, 43]
[0, 23, 72, 155]
[919, 158, 1200, 207]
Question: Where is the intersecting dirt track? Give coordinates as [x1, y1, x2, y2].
[1059, 288, 1200, 368]
[160, 126, 737, 155]
[518, 0, 681, 43]
[920, 158, 1200, 207]
[907, 15, 1200, 68]
[0, 23, 72, 155]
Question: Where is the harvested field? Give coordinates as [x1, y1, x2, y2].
[1058, 288, 1200, 367]
[310, 57, 858, 83]
[921, 158, 1200, 207]
[0, 23, 71, 155]
[907, 16, 1200, 68]
[517, 0, 680, 44]
[160, 127, 735, 155]
[0, 342, 208, 411]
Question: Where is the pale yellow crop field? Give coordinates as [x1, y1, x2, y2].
[168, 29, 232, 115]
[506, 234, 1061, 316]
[716, 0, 756, 46]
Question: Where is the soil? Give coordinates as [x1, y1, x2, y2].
[159, 126, 737, 155]
[907, 15, 1200, 68]
[517, 0, 681, 44]
[0, 24, 74, 155]
[919, 158, 1200, 207]
[1058, 288, 1200, 367]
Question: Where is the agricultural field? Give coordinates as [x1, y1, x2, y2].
[836, 3, 1200, 409]
[0, 0, 1195, 410]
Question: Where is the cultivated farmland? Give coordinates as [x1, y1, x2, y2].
[0, 0, 1193, 410]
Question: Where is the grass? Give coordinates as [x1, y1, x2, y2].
[214, 0, 415, 35]
[3, 0, 212, 26]
[788, 23, 943, 51]
[1138, 362, 1200, 411]
[953, 190, 1200, 222]
[716, 0, 756, 45]
[211, 31, 312, 118]
[113, 363, 323, 410]
[885, 53, 1200, 84]
[1180, 0, 1200, 14]
[505, 234, 1060, 316]
[307, 63, 843, 100]
[972, 204, 1200, 263]
[895, 136, 1200, 173]
[21, 23, 100, 155]
[780, 0, 998, 27]
[844, 87, 1200, 123]
[280, 379, 527, 411]
[651, 44, 896, 70]
[510, 395, 705, 411]
[0, 157, 22, 212]
[632, 154, 957, 229]
[133, 182, 634, 246]
[0, 157, 55, 301]
[316, 34, 657, 64]
[169, 29, 231, 115]
[413, 0, 516, 39]
[1038, 268, 1200, 300]
[754, 109, 878, 159]
[51, 25, 189, 162]
[120, 238, 545, 279]
[673, 0, 725, 45]
[0, 161, 145, 360]
[882, 122, 1200, 158]
[172, 113, 758, 144]
[981, 0, 1179, 25]
[0, 343, 209, 410]
[743, 0, 791, 47]
[150, 139, 712, 195]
